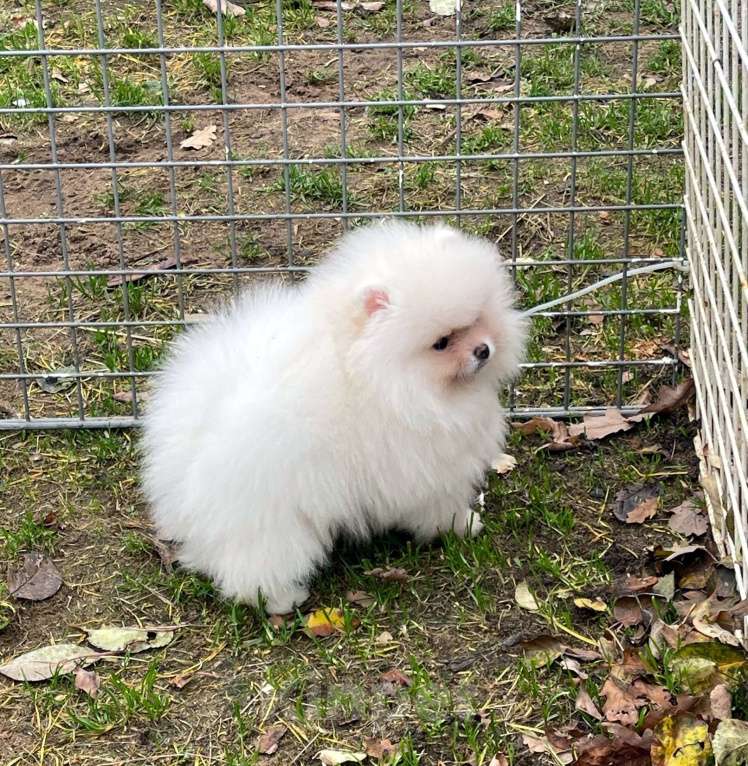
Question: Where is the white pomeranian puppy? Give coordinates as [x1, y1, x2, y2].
[140, 221, 526, 613]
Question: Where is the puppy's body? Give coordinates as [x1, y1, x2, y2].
[141, 221, 526, 613]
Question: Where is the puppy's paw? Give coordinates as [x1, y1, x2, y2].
[455, 509, 484, 538]
[265, 584, 310, 615]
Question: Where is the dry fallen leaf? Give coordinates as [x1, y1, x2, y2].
[640, 378, 695, 416]
[618, 574, 659, 593]
[257, 725, 287, 755]
[668, 499, 708, 538]
[202, 0, 245, 16]
[518, 635, 567, 668]
[488, 756, 509, 766]
[316, 749, 367, 765]
[515, 580, 539, 611]
[375, 630, 393, 644]
[74, 667, 100, 698]
[521, 733, 573, 764]
[304, 608, 350, 637]
[601, 676, 648, 726]
[36, 367, 76, 394]
[429, 0, 457, 15]
[576, 687, 604, 720]
[614, 485, 659, 524]
[492, 453, 517, 475]
[85, 626, 174, 653]
[7, 552, 62, 601]
[365, 567, 409, 582]
[709, 684, 733, 721]
[574, 597, 608, 613]
[651, 712, 712, 766]
[575, 733, 651, 766]
[613, 596, 644, 627]
[574, 408, 635, 441]
[513, 417, 580, 451]
[345, 590, 375, 608]
[380, 668, 411, 687]
[180, 123, 218, 150]
[691, 600, 741, 647]
[713, 718, 748, 765]
[364, 737, 396, 759]
[0, 643, 100, 682]
[147, 535, 179, 572]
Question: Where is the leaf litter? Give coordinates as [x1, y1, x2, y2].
[501, 376, 744, 763]
[7, 551, 62, 600]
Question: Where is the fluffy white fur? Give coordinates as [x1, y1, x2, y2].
[140, 221, 527, 613]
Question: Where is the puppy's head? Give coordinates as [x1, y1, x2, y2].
[330, 222, 527, 404]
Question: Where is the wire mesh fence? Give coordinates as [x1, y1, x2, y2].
[683, 0, 748, 598]
[0, 0, 685, 429]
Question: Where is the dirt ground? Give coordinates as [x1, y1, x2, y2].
[3, 2, 733, 766]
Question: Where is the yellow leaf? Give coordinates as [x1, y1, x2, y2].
[651, 713, 712, 766]
[574, 597, 608, 612]
[304, 608, 349, 637]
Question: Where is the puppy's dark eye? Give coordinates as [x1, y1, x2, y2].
[432, 336, 450, 351]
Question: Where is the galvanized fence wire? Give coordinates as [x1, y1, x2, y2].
[683, 0, 748, 596]
[0, 0, 686, 429]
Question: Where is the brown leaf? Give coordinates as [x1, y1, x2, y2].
[364, 738, 396, 759]
[614, 485, 659, 524]
[560, 656, 588, 678]
[613, 597, 643, 627]
[488, 756, 509, 766]
[632, 679, 672, 709]
[147, 535, 179, 573]
[380, 668, 411, 687]
[74, 667, 100, 698]
[364, 567, 409, 582]
[521, 734, 573, 764]
[345, 590, 375, 607]
[564, 646, 603, 662]
[576, 687, 603, 719]
[168, 672, 194, 689]
[618, 574, 659, 594]
[640, 378, 695, 416]
[601, 676, 648, 725]
[575, 408, 635, 441]
[708, 683, 732, 721]
[7, 552, 62, 601]
[667, 498, 708, 538]
[360, 1, 384, 10]
[257, 725, 287, 755]
[180, 124, 218, 150]
[512, 417, 581, 451]
[575, 734, 650, 766]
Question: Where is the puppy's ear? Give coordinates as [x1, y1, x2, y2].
[361, 286, 389, 317]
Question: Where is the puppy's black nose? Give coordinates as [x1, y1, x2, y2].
[474, 344, 490, 361]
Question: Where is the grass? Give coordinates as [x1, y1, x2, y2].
[0, 412, 700, 763]
[0, 2, 691, 756]
[282, 164, 345, 206]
